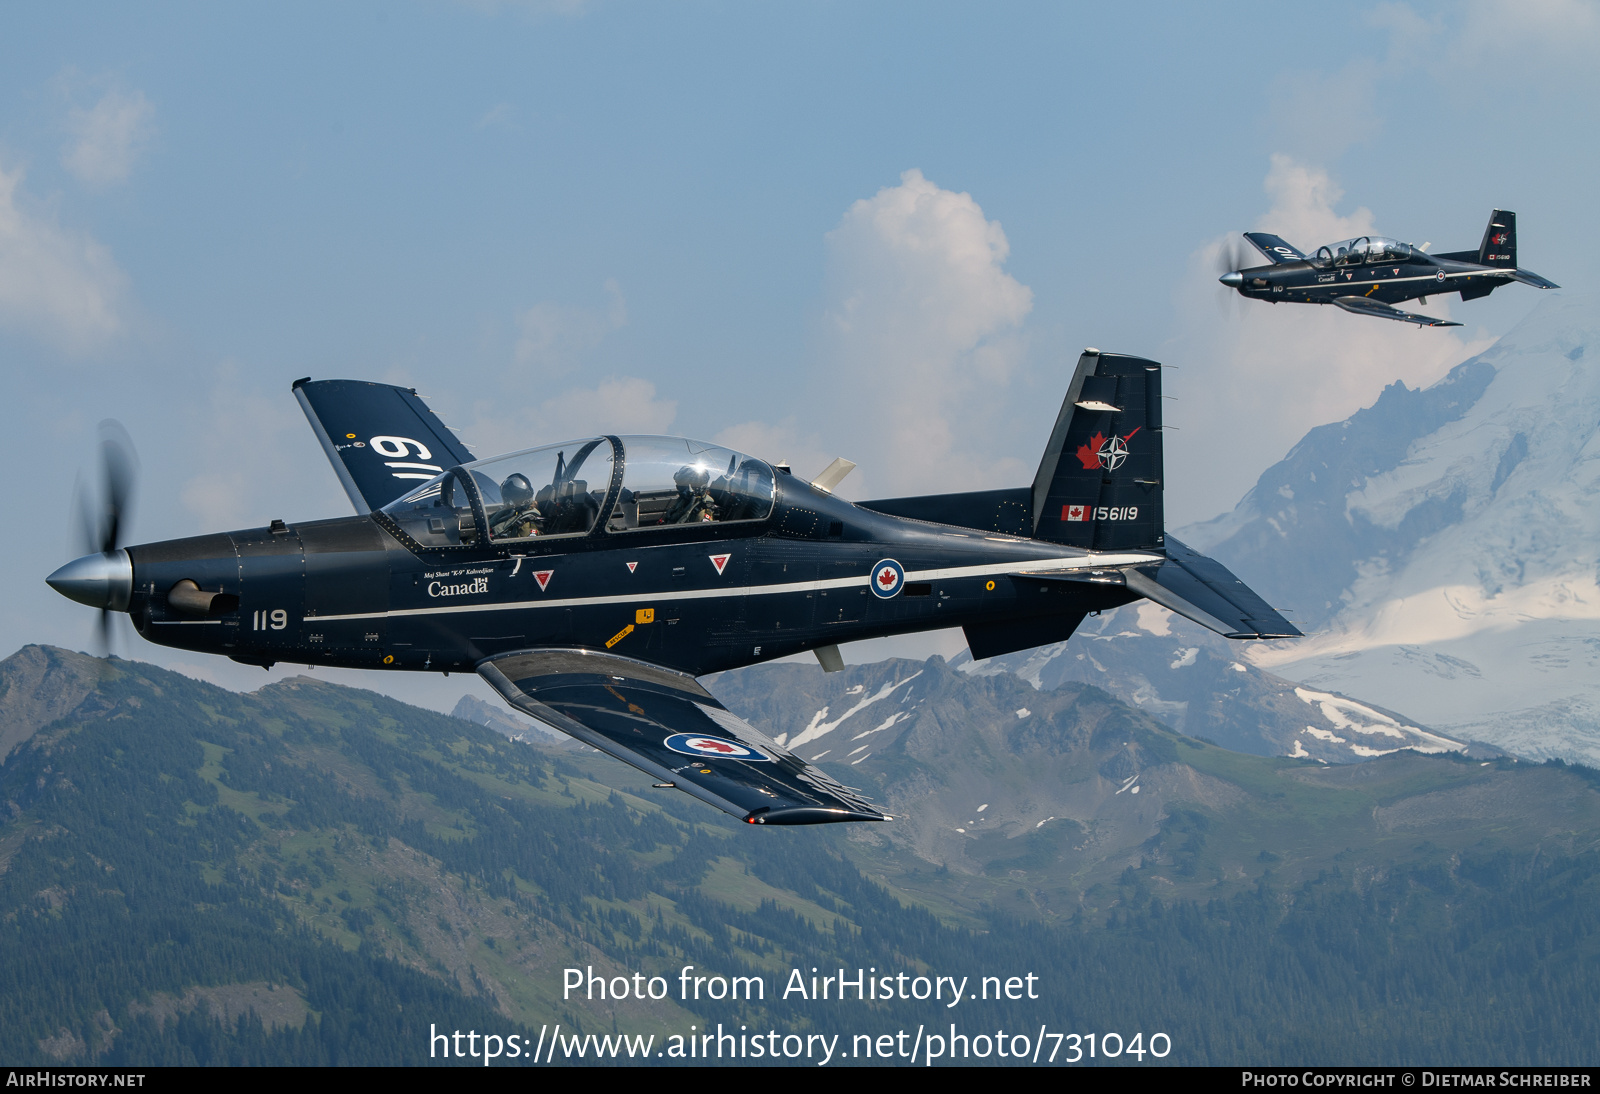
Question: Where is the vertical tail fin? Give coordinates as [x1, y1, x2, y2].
[1031, 350, 1164, 551]
[1477, 209, 1516, 269]
[293, 378, 477, 513]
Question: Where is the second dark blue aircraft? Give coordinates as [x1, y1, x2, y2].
[1220, 209, 1557, 327]
[47, 350, 1299, 827]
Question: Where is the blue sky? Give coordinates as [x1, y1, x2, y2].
[4, 1, 1596, 708]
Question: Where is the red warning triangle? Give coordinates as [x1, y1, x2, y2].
[709, 553, 731, 575]
[533, 570, 553, 592]
[625, 561, 638, 573]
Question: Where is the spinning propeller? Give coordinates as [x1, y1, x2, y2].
[1214, 236, 1253, 316]
[50, 421, 139, 654]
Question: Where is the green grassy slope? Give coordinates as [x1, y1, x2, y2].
[2, 646, 1597, 1065]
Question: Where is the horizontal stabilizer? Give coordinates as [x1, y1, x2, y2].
[1012, 536, 1300, 640]
[293, 379, 476, 512]
[1243, 232, 1308, 264]
[1332, 296, 1462, 328]
[1125, 537, 1301, 639]
[1509, 268, 1559, 290]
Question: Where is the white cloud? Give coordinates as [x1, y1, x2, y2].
[465, 376, 677, 456]
[0, 160, 127, 353]
[1266, 60, 1384, 160]
[63, 87, 154, 187]
[1377, 0, 1600, 94]
[179, 365, 348, 530]
[475, 102, 515, 130]
[766, 168, 1035, 498]
[513, 279, 626, 374]
[713, 418, 835, 485]
[1165, 156, 1493, 525]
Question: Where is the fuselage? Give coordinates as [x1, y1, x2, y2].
[123, 472, 1146, 678]
[1229, 254, 1515, 307]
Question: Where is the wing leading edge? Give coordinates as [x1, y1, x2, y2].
[477, 649, 887, 826]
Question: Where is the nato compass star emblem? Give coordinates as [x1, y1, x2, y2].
[1076, 427, 1140, 471]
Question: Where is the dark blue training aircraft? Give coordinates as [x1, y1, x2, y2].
[48, 351, 1298, 826]
[1219, 209, 1557, 327]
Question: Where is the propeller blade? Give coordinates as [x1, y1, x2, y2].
[57, 421, 140, 659]
[97, 419, 139, 554]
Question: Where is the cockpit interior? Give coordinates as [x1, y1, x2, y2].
[1307, 236, 1419, 268]
[382, 435, 777, 548]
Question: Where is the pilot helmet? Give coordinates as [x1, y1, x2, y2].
[502, 473, 535, 508]
[673, 465, 710, 491]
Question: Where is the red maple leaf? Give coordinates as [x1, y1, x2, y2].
[1076, 432, 1107, 470]
[692, 739, 737, 753]
[877, 569, 898, 588]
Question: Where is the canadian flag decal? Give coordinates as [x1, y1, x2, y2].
[709, 553, 731, 575]
[533, 570, 553, 591]
[1063, 505, 1088, 522]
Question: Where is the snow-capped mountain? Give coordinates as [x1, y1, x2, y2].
[958, 607, 1476, 764]
[1184, 293, 1600, 763]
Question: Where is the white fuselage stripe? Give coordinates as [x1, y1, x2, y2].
[300, 551, 1161, 623]
[1303, 269, 1502, 288]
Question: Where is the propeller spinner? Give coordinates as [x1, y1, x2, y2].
[47, 421, 139, 650]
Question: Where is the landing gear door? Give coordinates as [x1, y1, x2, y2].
[234, 528, 306, 651]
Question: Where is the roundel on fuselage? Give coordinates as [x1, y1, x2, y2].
[869, 559, 905, 599]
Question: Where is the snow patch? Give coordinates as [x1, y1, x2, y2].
[1136, 602, 1173, 636]
[1170, 648, 1198, 669]
[1015, 707, 1031, 719]
[788, 672, 923, 748]
[1293, 686, 1464, 754]
[851, 710, 908, 741]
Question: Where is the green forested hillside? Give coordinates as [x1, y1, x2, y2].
[1, 646, 1597, 1066]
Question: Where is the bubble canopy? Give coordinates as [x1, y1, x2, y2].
[1308, 236, 1415, 268]
[380, 435, 777, 547]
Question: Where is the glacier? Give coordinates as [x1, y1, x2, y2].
[1186, 293, 1600, 763]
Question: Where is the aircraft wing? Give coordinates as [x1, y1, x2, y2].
[1331, 296, 1462, 328]
[477, 649, 887, 826]
[1013, 535, 1301, 640]
[293, 378, 477, 513]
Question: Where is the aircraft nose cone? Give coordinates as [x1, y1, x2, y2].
[1219, 271, 1244, 288]
[47, 551, 132, 612]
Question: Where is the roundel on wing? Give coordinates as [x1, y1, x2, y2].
[870, 558, 905, 599]
[664, 733, 771, 762]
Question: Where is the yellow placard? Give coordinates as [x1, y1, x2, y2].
[606, 623, 635, 649]
[636, 608, 655, 624]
